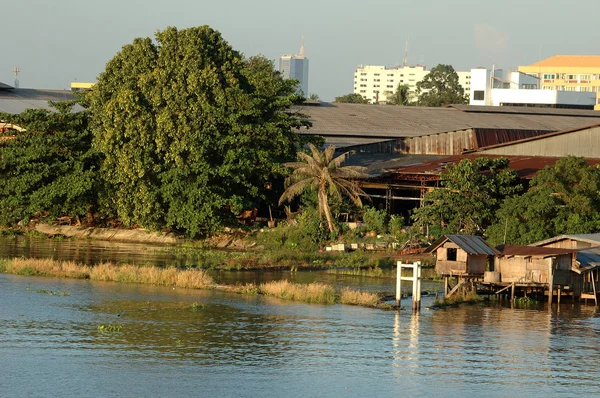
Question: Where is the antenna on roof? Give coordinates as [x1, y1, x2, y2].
[12, 66, 20, 88]
[299, 36, 305, 58]
[403, 39, 409, 67]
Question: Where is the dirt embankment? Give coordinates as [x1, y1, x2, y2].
[34, 224, 179, 245]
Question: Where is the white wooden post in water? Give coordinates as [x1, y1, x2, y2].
[396, 261, 422, 313]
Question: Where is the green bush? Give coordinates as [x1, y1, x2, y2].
[362, 207, 387, 234]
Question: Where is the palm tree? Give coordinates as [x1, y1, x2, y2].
[279, 144, 368, 233]
[386, 83, 411, 106]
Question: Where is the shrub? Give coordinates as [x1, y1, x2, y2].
[362, 206, 387, 234]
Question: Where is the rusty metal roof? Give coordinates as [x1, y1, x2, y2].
[383, 154, 600, 181]
[425, 235, 499, 256]
[497, 245, 575, 257]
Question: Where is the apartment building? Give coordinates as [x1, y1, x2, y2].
[518, 55, 600, 110]
[280, 38, 309, 96]
[353, 64, 471, 104]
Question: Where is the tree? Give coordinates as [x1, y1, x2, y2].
[412, 157, 521, 236]
[0, 101, 101, 226]
[334, 93, 370, 104]
[386, 83, 410, 106]
[416, 64, 467, 107]
[89, 26, 309, 237]
[279, 144, 368, 233]
[487, 156, 600, 245]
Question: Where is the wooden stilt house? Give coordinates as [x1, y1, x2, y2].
[425, 235, 499, 277]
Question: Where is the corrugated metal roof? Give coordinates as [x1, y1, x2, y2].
[473, 128, 555, 149]
[575, 247, 600, 273]
[448, 104, 600, 117]
[531, 233, 600, 247]
[295, 103, 600, 139]
[497, 245, 575, 257]
[0, 89, 77, 114]
[425, 235, 498, 256]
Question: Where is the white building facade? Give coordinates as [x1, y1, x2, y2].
[279, 39, 309, 96]
[353, 64, 471, 104]
[469, 68, 597, 109]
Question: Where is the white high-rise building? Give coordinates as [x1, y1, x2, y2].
[353, 64, 471, 104]
[280, 38, 309, 96]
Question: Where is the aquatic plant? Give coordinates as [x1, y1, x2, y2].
[97, 324, 123, 332]
[190, 302, 204, 311]
[339, 287, 380, 307]
[514, 296, 539, 306]
[432, 290, 484, 309]
[35, 289, 70, 296]
[1, 258, 214, 289]
[259, 280, 336, 304]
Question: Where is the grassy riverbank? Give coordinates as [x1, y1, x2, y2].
[0, 258, 389, 309]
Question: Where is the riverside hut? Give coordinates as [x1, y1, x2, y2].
[425, 235, 499, 277]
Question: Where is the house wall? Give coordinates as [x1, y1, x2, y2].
[479, 125, 600, 157]
[495, 254, 573, 284]
[435, 244, 486, 275]
[538, 239, 594, 249]
[467, 255, 488, 274]
[494, 257, 551, 283]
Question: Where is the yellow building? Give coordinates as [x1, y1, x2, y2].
[518, 55, 600, 110]
[70, 82, 95, 91]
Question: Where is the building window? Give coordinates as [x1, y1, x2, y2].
[565, 86, 577, 91]
[521, 84, 538, 89]
[447, 248, 457, 261]
[566, 74, 577, 81]
[474, 90, 485, 100]
[374, 84, 380, 88]
[580, 86, 592, 92]
[581, 74, 591, 82]
[360, 73, 367, 76]
[542, 86, 554, 90]
[359, 90, 366, 93]
[543, 74, 555, 80]
[374, 73, 380, 76]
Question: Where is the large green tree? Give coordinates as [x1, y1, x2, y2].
[334, 93, 370, 104]
[487, 156, 600, 245]
[416, 64, 467, 107]
[279, 144, 368, 233]
[412, 157, 521, 236]
[0, 101, 101, 226]
[89, 26, 308, 237]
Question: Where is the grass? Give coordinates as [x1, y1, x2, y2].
[259, 280, 336, 304]
[1, 258, 214, 289]
[339, 287, 381, 307]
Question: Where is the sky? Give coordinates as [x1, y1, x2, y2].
[1, 0, 600, 101]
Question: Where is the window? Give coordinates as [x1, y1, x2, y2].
[521, 84, 538, 89]
[566, 74, 577, 81]
[374, 73, 380, 76]
[447, 248, 457, 261]
[387, 85, 394, 88]
[565, 86, 577, 91]
[360, 84, 367, 87]
[542, 86, 554, 90]
[387, 73, 394, 76]
[374, 84, 380, 88]
[580, 86, 592, 92]
[360, 73, 367, 76]
[543, 74, 555, 80]
[581, 74, 591, 81]
[359, 90, 366, 93]
[474, 90, 485, 100]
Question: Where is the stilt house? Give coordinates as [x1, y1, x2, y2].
[425, 235, 499, 277]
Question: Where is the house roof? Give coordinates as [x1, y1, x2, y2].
[294, 103, 600, 140]
[530, 233, 600, 247]
[527, 55, 600, 68]
[0, 88, 78, 114]
[425, 235, 499, 256]
[496, 245, 575, 257]
[575, 247, 600, 273]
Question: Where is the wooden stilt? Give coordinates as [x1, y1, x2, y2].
[593, 270, 598, 307]
[444, 276, 449, 296]
[558, 286, 561, 305]
[511, 282, 515, 302]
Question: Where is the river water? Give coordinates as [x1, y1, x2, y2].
[2, 237, 600, 397]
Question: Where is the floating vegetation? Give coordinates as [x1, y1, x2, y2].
[431, 291, 484, 309]
[35, 289, 70, 296]
[1, 258, 214, 289]
[339, 287, 380, 307]
[97, 324, 123, 332]
[259, 280, 336, 304]
[190, 302, 204, 311]
[514, 296, 539, 306]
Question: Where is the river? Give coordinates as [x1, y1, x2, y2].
[2, 237, 600, 397]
